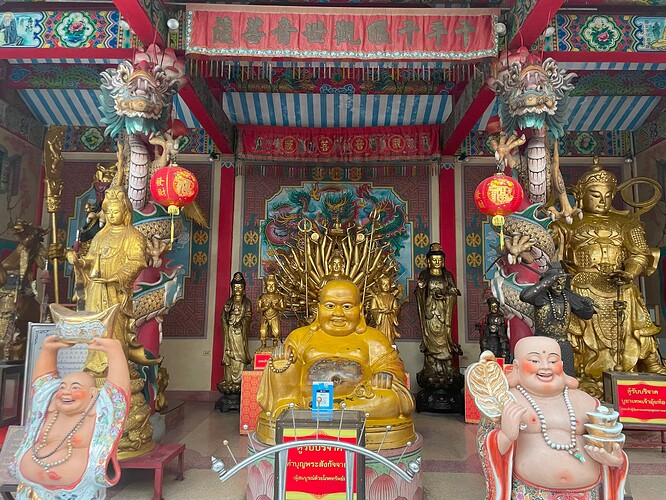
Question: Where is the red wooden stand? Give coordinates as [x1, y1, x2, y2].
[119, 443, 185, 500]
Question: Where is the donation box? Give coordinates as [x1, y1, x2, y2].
[276, 409, 366, 500]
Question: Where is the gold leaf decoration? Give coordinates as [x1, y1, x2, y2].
[466, 350, 515, 420]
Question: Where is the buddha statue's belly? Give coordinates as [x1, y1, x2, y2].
[514, 434, 601, 489]
[304, 358, 365, 398]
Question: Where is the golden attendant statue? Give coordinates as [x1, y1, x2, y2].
[256, 279, 415, 450]
[257, 274, 284, 350]
[369, 276, 401, 345]
[66, 186, 158, 457]
[552, 158, 665, 397]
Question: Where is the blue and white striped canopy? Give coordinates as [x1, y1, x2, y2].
[18, 88, 661, 133]
[222, 92, 452, 128]
[475, 96, 661, 132]
[18, 89, 201, 128]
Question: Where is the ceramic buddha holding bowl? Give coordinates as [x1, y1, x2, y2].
[256, 279, 415, 450]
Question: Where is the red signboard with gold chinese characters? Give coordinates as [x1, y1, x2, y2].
[237, 124, 441, 162]
[186, 5, 498, 61]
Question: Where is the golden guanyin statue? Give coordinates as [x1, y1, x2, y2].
[256, 279, 415, 450]
[551, 157, 665, 397]
[219, 272, 252, 392]
[66, 185, 159, 457]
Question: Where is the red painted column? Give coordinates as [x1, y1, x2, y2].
[439, 166, 460, 346]
[210, 165, 236, 390]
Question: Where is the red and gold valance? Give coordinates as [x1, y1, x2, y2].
[186, 5, 498, 61]
[236, 124, 441, 163]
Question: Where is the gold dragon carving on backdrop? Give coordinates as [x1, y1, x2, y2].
[270, 213, 403, 327]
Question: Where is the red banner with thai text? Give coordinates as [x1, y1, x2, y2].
[186, 5, 498, 61]
[237, 124, 441, 162]
[616, 380, 666, 426]
[283, 428, 358, 498]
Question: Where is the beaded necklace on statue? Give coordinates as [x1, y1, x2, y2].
[547, 290, 568, 323]
[516, 385, 585, 463]
[31, 392, 100, 477]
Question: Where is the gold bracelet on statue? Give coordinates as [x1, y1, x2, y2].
[268, 351, 294, 373]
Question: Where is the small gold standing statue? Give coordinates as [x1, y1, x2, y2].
[216, 272, 252, 412]
[415, 243, 464, 412]
[477, 297, 510, 364]
[65, 186, 159, 458]
[552, 157, 665, 397]
[257, 275, 285, 350]
[369, 276, 401, 345]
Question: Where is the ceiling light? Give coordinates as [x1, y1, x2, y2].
[167, 18, 180, 31]
[119, 20, 130, 31]
[544, 26, 556, 37]
[494, 22, 506, 36]
[624, 154, 633, 164]
[209, 152, 220, 162]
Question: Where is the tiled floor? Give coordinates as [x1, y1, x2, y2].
[108, 402, 666, 500]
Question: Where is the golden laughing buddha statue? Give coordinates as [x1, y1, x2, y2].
[256, 279, 414, 450]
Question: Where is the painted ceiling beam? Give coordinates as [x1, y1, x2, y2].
[506, 0, 566, 51]
[547, 51, 666, 64]
[180, 76, 235, 155]
[112, 0, 168, 46]
[0, 48, 134, 60]
[112, 0, 233, 153]
[441, 0, 566, 155]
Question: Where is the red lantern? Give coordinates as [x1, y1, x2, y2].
[150, 163, 199, 241]
[474, 172, 524, 249]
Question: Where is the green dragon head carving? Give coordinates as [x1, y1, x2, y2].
[490, 53, 576, 139]
[99, 44, 187, 138]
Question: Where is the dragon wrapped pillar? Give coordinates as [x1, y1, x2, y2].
[485, 49, 579, 353]
[91, 44, 198, 446]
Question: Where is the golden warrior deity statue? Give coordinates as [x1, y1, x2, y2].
[552, 158, 665, 397]
[66, 185, 159, 457]
[257, 274, 285, 350]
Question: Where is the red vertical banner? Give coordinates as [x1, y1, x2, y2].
[211, 166, 236, 390]
[439, 167, 459, 348]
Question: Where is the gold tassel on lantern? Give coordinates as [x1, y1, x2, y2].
[492, 214, 506, 249]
